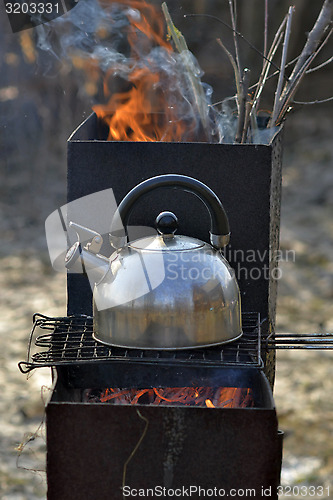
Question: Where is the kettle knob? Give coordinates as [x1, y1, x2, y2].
[155, 212, 178, 236]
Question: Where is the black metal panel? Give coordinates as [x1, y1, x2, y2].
[67, 113, 283, 333]
[47, 395, 282, 500]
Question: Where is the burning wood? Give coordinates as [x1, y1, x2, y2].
[92, 0, 213, 142]
[84, 386, 254, 408]
[26, 0, 332, 144]
[90, 0, 333, 143]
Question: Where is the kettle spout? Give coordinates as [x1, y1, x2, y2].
[65, 241, 110, 282]
[65, 220, 110, 283]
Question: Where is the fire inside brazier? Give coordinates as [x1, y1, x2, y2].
[19, 1, 333, 497]
[16, 109, 285, 500]
[18, 1, 291, 498]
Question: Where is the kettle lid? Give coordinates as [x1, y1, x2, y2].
[129, 212, 205, 252]
[130, 235, 205, 252]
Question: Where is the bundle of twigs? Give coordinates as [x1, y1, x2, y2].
[164, 0, 333, 144]
[269, 0, 333, 126]
[214, 0, 333, 142]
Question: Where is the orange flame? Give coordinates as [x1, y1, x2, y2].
[92, 0, 197, 142]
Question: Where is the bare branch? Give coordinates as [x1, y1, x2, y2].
[276, 27, 333, 124]
[229, 0, 242, 76]
[293, 96, 333, 105]
[211, 95, 237, 108]
[287, 0, 333, 82]
[306, 55, 333, 73]
[249, 48, 331, 99]
[241, 99, 253, 143]
[250, 55, 299, 90]
[162, 2, 188, 53]
[263, 0, 268, 60]
[184, 13, 283, 73]
[251, 32, 284, 114]
[216, 38, 242, 101]
[270, 6, 294, 126]
[251, 14, 287, 115]
[235, 68, 250, 143]
[162, 2, 211, 137]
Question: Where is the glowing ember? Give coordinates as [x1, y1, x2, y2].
[85, 387, 254, 408]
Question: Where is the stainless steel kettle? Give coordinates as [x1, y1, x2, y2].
[65, 174, 242, 349]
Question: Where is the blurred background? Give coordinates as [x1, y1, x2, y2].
[0, 0, 332, 498]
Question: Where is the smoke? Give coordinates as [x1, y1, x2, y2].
[212, 98, 280, 144]
[32, 0, 277, 144]
[213, 98, 238, 144]
[35, 0, 130, 65]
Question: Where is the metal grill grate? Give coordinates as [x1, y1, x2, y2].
[19, 312, 263, 373]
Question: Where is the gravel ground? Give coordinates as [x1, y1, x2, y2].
[274, 112, 333, 499]
[0, 110, 332, 499]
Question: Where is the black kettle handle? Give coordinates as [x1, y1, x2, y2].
[110, 174, 230, 249]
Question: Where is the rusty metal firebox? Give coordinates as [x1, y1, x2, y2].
[31, 313, 282, 499]
[38, 113, 285, 499]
